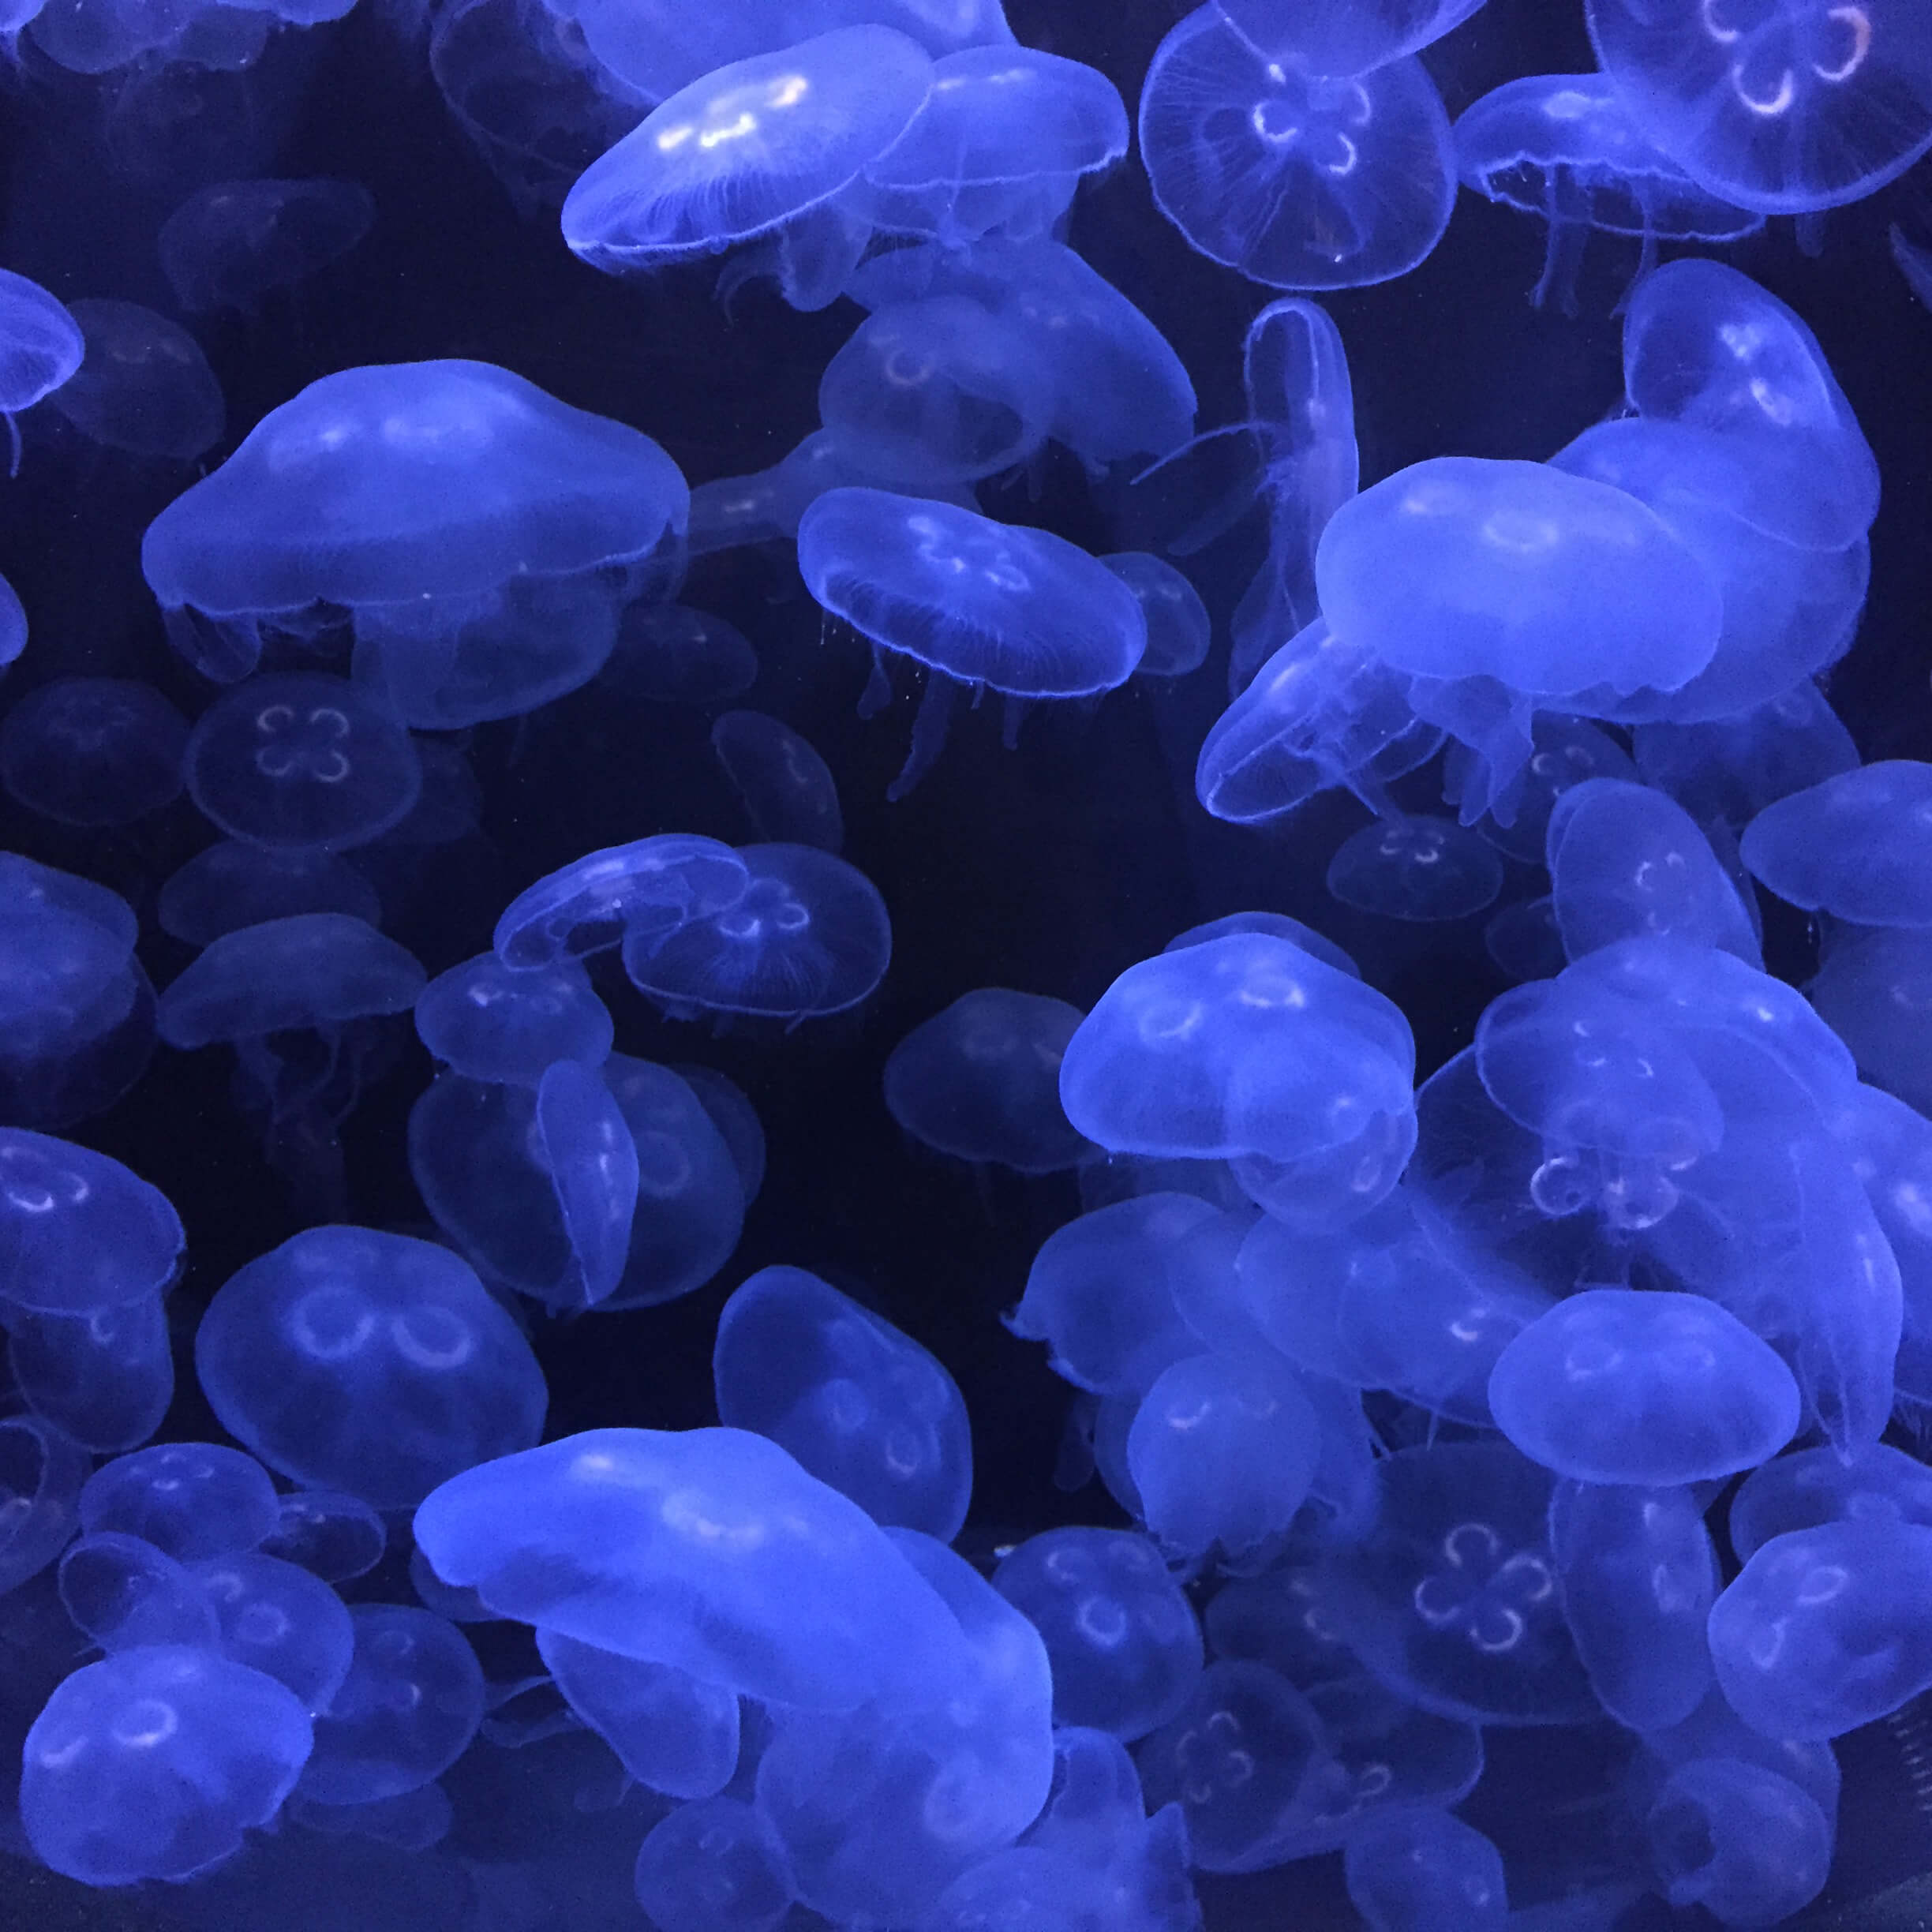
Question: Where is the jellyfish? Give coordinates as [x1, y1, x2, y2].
[882, 987, 1091, 1173]
[1585, 0, 1932, 213]
[158, 178, 376, 316]
[1485, 897, 1566, 983]
[0, 1413, 89, 1595]
[797, 488, 1144, 796]
[1213, 0, 1488, 75]
[620, 842, 891, 1023]
[673, 1063, 766, 1205]
[140, 360, 688, 709]
[1810, 924, 1932, 1116]
[414, 951, 613, 1087]
[1325, 814, 1503, 923]
[0, 677, 189, 826]
[20, 1646, 313, 1885]
[1646, 1755, 1834, 1926]
[711, 710, 843, 852]
[1099, 554, 1211, 680]
[1729, 1442, 1932, 1560]
[46, 300, 224, 462]
[1454, 74, 1762, 308]
[1743, 759, 1932, 927]
[256, 1490, 385, 1584]
[1344, 1808, 1507, 1932]
[632, 1795, 795, 1932]
[195, 1552, 356, 1713]
[538, 1629, 740, 1798]
[560, 28, 937, 311]
[158, 841, 384, 945]
[185, 671, 423, 852]
[0, 268, 83, 476]
[0, 572, 22, 674]
[58, 1531, 221, 1653]
[2, 1293, 174, 1453]
[80, 1442, 279, 1562]
[599, 602, 758, 705]
[0, 855, 157, 1131]
[1138, 6, 1457, 291]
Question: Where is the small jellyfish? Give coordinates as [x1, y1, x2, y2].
[0, 268, 83, 476]
[1633, 681, 1859, 832]
[21, 1646, 313, 1885]
[1809, 925, 1932, 1117]
[797, 488, 1144, 796]
[0, 1414, 89, 1595]
[1326, 814, 1503, 923]
[58, 1533, 220, 1653]
[2, 1294, 174, 1454]
[80, 1442, 279, 1562]
[883, 987, 1091, 1173]
[673, 1063, 766, 1205]
[1139, 7, 1456, 290]
[194, 1551, 356, 1713]
[0, 677, 189, 826]
[538, 1629, 740, 1799]
[711, 710, 843, 852]
[257, 1489, 386, 1584]
[1646, 1756, 1833, 1926]
[157, 842, 383, 945]
[632, 1795, 796, 1932]
[1728, 1441, 1932, 1560]
[184, 672, 422, 852]
[599, 602, 758, 706]
[195, 1224, 548, 1509]
[414, 951, 613, 1086]
[158, 178, 376, 315]
[1743, 759, 1932, 927]
[1101, 553, 1211, 679]
[47, 299, 224, 462]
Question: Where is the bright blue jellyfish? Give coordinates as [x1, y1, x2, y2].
[414, 952, 612, 1086]
[1454, 74, 1762, 308]
[47, 300, 224, 462]
[0, 268, 82, 476]
[1620, 258, 1880, 551]
[1167, 908, 1359, 976]
[195, 1224, 547, 1509]
[796, 488, 1145, 796]
[258, 1490, 385, 1584]
[159, 178, 376, 315]
[1129, 1351, 1320, 1558]
[818, 296, 1054, 489]
[537, 1628, 739, 1797]
[140, 361, 688, 711]
[0, 1414, 88, 1593]
[1448, 712, 1637, 861]
[493, 832, 748, 970]
[1343, 1808, 1507, 1932]
[713, 1264, 972, 1541]
[0, 1127, 181, 1315]
[1213, 0, 1486, 74]
[0, 677, 188, 827]
[1708, 1518, 1932, 1737]
[754, 1528, 1054, 1922]
[1548, 1480, 1716, 1730]
[675, 1063, 766, 1204]
[1646, 1756, 1834, 1926]
[298, 1606, 482, 1803]
[620, 842, 891, 1022]
[80, 1442, 279, 1562]
[600, 602, 758, 706]
[710, 710, 842, 852]
[0, 572, 22, 674]
[20, 1646, 313, 1885]
[1633, 680, 1859, 832]
[1743, 759, 1932, 925]
[1730, 1442, 1932, 1559]
[1810, 925, 1932, 1115]
[185, 672, 422, 852]
[0, 856, 156, 1131]
[1488, 1288, 1800, 1485]
[1196, 618, 1439, 825]
[856, 47, 1127, 245]
[158, 842, 382, 946]
[2, 1294, 174, 1452]
[1545, 777, 1761, 963]
[1326, 814, 1503, 922]
[990, 1527, 1201, 1741]
[195, 1552, 355, 1713]
[560, 28, 935, 311]
[1136, 1659, 1327, 1871]
[882, 987, 1091, 1173]
[846, 237, 1197, 469]
[632, 1795, 796, 1932]
[58, 1532, 220, 1652]
[1315, 456, 1722, 820]
[1059, 933, 1417, 1230]
[1139, 6, 1456, 290]
[412, 1428, 973, 1712]
[1586, 0, 1932, 212]
[1099, 554, 1211, 680]
[1323, 1440, 1597, 1726]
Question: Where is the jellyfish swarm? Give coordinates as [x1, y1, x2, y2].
[1454, 73, 1762, 309]
[797, 488, 1144, 796]
[140, 360, 688, 722]
[0, 268, 82, 476]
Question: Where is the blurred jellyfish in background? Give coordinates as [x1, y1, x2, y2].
[0, 678, 189, 826]
[599, 601, 758, 705]
[710, 709, 843, 850]
[158, 177, 376, 314]
[46, 299, 225, 462]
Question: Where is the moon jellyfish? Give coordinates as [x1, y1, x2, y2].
[195, 1224, 547, 1508]
[1344, 1807, 1508, 1932]
[1212, 0, 1487, 75]
[1646, 1755, 1834, 1926]
[883, 987, 1090, 1173]
[1139, 7, 1456, 290]
[0, 1126, 182, 1315]
[158, 842, 383, 945]
[1810, 925, 1932, 1115]
[1633, 681, 1859, 832]
[0, 574, 21, 673]
[798, 488, 1144, 796]
[1166, 909, 1359, 977]
[0, 677, 188, 826]
[1586, 0, 1932, 212]
[159, 178, 376, 315]
[1326, 814, 1503, 923]
[2, 1294, 174, 1453]
[673, 1064, 766, 1206]
[80, 1442, 279, 1563]
[711, 710, 843, 852]
[713, 1264, 972, 1540]
[1729, 1441, 1932, 1560]
[1454, 73, 1762, 309]
[538, 1629, 740, 1798]
[0, 268, 82, 476]
[47, 300, 224, 462]
[632, 1795, 795, 1932]
[185, 672, 422, 852]
[258, 1490, 385, 1584]
[194, 1552, 356, 1713]
[58, 1533, 221, 1653]
[560, 28, 936, 311]
[20, 1646, 313, 1885]
[600, 602, 758, 706]
[0, 1414, 89, 1594]
[140, 361, 687, 712]
[414, 952, 612, 1086]
[1743, 759, 1932, 927]
[620, 842, 890, 1022]
[1101, 554, 1211, 679]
